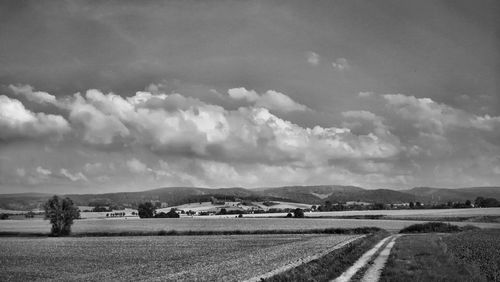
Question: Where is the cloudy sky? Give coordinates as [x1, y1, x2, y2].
[0, 0, 499, 194]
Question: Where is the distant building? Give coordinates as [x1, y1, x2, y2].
[160, 202, 168, 208]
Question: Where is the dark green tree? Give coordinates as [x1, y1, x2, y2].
[44, 196, 80, 236]
[293, 208, 305, 218]
[166, 208, 180, 218]
[137, 202, 156, 218]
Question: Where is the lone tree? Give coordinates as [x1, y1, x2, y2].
[293, 208, 305, 218]
[137, 202, 156, 218]
[44, 196, 80, 236]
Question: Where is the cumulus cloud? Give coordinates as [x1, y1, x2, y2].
[332, 58, 350, 70]
[306, 51, 320, 66]
[68, 92, 130, 144]
[227, 88, 307, 112]
[36, 166, 52, 176]
[227, 88, 259, 102]
[4, 85, 499, 190]
[9, 84, 58, 105]
[382, 94, 500, 134]
[126, 158, 148, 173]
[60, 169, 88, 182]
[0, 95, 70, 140]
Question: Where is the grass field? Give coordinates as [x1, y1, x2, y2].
[1, 217, 499, 235]
[0, 234, 357, 281]
[380, 229, 500, 281]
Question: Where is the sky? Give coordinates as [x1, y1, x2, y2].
[0, 0, 499, 194]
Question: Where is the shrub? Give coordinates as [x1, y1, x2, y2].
[44, 195, 80, 236]
[293, 208, 305, 218]
[137, 202, 156, 218]
[155, 208, 180, 218]
[400, 222, 463, 233]
[0, 213, 8, 220]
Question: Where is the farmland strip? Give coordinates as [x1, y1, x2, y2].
[244, 235, 365, 282]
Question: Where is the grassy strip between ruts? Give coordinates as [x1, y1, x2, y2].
[263, 229, 390, 282]
[0, 227, 381, 237]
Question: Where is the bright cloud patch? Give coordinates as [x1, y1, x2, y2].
[306, 51, 320, 66]
[9, 84, 58, 105]
[60, 169, 88, 182]
[227, 88, 307, 112]
[332, 58, 350, 71]
[0, 95, 70, 140]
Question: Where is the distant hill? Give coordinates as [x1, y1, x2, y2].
[0, 185, 499, 211]
[257, 185, 420, 204]
[404, 187, 500, 203]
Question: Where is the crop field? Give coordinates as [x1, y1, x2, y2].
[0, 234, 357, 281]
[380, 229, 500, 281]
[1, 217, 499, 235]
[443, 229, 500, 281]
[307, 207, 500, 218]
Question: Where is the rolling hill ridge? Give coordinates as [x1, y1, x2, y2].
[1, 185, 499, 211]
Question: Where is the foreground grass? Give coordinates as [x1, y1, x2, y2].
[0, 227, 381, 237]
[380, 229, 500, 282]
[263, 229, 389, 282]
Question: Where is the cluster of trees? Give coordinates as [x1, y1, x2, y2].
[91, 206, 112, 212]
[106, 212, 125, 217]
[137, 202, 180, 218]
[286, 208, 305, 218]
[154, 209, 180, 218]
[217, 208, 245, 215]
[475, 197, 500, 207]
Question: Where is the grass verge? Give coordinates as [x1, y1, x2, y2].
[0, 227, 381, 237]
[263, 229, 390, 282]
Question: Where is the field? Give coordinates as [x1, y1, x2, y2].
[306, 207, 500, 218]
[380, 229, 500, 281]
[0, 234, 357, 281]
[1, 217, 500, 235]
[443, 229, 500, 281]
